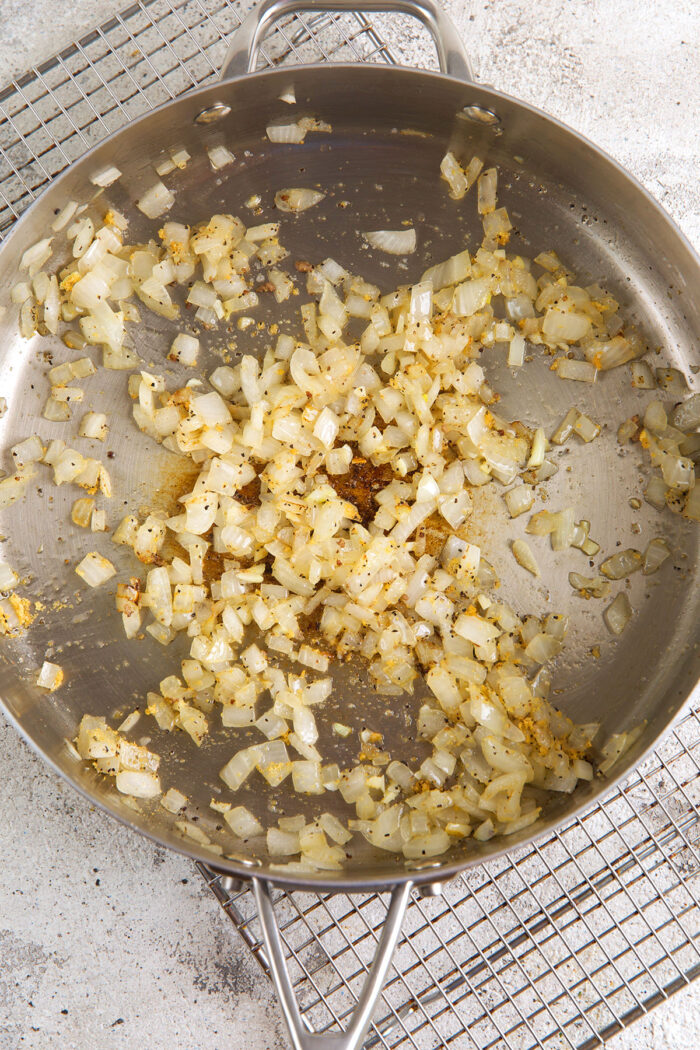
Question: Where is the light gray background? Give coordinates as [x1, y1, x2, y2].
[0, 1, 698, 1048]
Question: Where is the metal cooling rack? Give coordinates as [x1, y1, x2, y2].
[0, 1, 698, 1047]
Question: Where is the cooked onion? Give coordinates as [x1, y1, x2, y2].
[275, 188, 325, 213]
[266, 122, 306, 144]
[8, 136, 688, 868]
[137, 182, 175, 218]
[37, 660, 64, 691]
[90, 165, 121, 188]
[363, 229, 416, 254]
[600, 549, 642, 580]
[208, 145, 235, 170]
[512, 539, 540, 577]
[603, 592, 633, 635]
[642, 537, 671, 575]
[75, 551, 116, 587]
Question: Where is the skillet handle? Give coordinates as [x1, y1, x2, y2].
[252, 877, 413, 1050]
[221, 0, 472, 82]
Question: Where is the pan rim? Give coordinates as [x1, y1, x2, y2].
[1, 61, 698, 890]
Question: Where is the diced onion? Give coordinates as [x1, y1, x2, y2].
[225, 805, 264, 838]
[267, 122, 306, 144]
[440, 151, 468, 199]
[169, 333, 199, 366]
[37, 660, 64, 691]
[21, 238, 52, 274]
[504, 486, 534, 518]
[363, 229, 416, 255]
[75, 551, 116, 587]
[8, 145, 658, 866]
[275, 188, 325, 213]
[555, 358, 597, 383]
[79, 412, 108, 441]
[512, 539, 540, 577]
[600, 549, 642, 580]
[477, 168, 497, 214]
[642, 538, 670, 575]
[116, 770, 161, 798]
[604, 592, 632, 635]
[161, 788, 188, 813]
[90, 165, 121, 187]
[137, 182, 175, 218]
[208, 145, 235, 170]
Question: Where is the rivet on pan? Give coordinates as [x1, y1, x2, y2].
[462, 104, 501, 127]
[417, 882, 445, 898]
[195, 102, 231, 125]
[210, 873, 245, 894]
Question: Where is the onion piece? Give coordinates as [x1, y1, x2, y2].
[72, 497, 95, 528]
[569, 572, 610, 598]
[554, 358, 597, 383]
[573, 412, 601, 443]
[421, 250, 471, 290]
[508, 334, 526, 367]
[116, 770, 161, 798]
[266, 122, 306, 144]
[0, 468, 36, 509]
[0, 561, 19, 591]
[656, 367, 688, 398]
[225, 806, 263, 838]
[51, 200, 78, 232]
[440, 151, 468, 199]
[161, 788, 188, 813]
[603, 592, 633, 635]
[630, 361, 655, 389]
[220, 747, 260, 791]
[504, 485, 534, 518]
[268, 268, 294, 303]
[542, 309, 591, 343]
[79, 412, 108, 441]
[136, 182, 175, 218]
[512, 539, 540, 577]
[20, 238, 52, 274]
[208, 145, 235, 170]
[600, 549, 642, 580]
[275, 188, 325, 213]
[597, 724, 644, 775]
[292, 761, 324, 795]
[477, 168, 497, 215]
[90, 165, 121, 187]
[75, 551, 116, 587]
[671, 393, 700, 432]
[642, 538, 671, 575]
[683, 486, 700, 521]
[37, 660, 64, 691]
[363, 229, 416, 255]
[11, 436, 44, 468]
[169, 333, 199, 366]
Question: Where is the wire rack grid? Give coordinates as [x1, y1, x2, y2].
[0, 2, 698, 1048]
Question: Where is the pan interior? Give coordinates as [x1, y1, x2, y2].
[0, 65, 697, 887]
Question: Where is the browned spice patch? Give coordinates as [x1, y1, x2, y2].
[297, 601, 327, 644]
[327, 446, 395, 526]
[236, 473, 261, 508]
[414, 512, 452, 558]
[147, 459, 200, 518]
[202, 547, 227, 586]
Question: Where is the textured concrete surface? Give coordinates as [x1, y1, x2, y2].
[0, 1, 699, 1048]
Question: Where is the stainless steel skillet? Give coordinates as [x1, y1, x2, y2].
[0, 1, 698, 1047]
